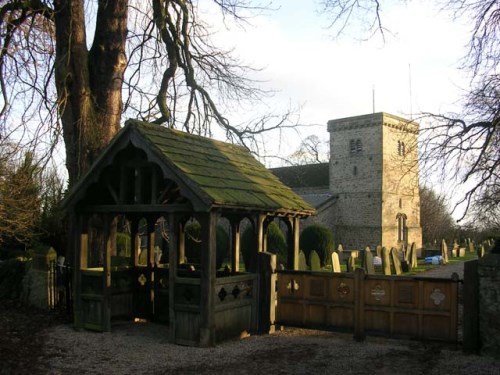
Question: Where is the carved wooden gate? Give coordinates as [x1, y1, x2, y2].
[276, 269, 459, 342]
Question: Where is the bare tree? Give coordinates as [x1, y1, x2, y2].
[419, 186, 456, 245]
[288, 135, 329, 165]
[319, 0, 499, 220]
[419, 0, 499, 219]
[0, 0, 295, 188]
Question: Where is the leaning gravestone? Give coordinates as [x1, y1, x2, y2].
[382, 247, 391, 275]
[331, 252, 341, 273]
[298, 250, 307, 271]
[309, 250, 321, 271]
[441, 239, 449, 264]
[364, 248, 375, 275]
[390, 247, 402, 275]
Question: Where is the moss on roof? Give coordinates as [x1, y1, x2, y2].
[128, 120, 314, 214]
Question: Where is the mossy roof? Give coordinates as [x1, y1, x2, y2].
[128, 120, 314, 214]
[65, 119, 309, 215]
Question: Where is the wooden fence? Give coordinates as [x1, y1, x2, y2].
[276, 269, 459, 342]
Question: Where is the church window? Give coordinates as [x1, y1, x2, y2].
[356, 139, 362, 153]
[353, 166, 357, 176]
[398, 141, 406, 156]
[350, 139, 362, 154]
[399, 198, 402, 209]
[397, 213, 408, 242]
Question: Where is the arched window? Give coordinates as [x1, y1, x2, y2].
[397, 213, 408, 243]
[350, 139, 356, 153]
[398, 141, 406, 156]
[356, 139, 362, 153]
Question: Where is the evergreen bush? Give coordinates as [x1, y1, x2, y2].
[184, 221, 229, 269]
[299, 224, 334, 267]
[241, 222, 288, 270]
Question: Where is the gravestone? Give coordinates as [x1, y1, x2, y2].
[346, 255, 356, 273]
[441, 239, 449, 264]
[381, 247, 391, 275]
[390, 247, 402, 275]
[309, 250, 321, 271]
[468, 240, 475, 253]
[363, 248, 375, 275]
[298, 250, 307, 271]
[331, 252, 341, 273]
[409, 242, 418, 269]
[336, 244, 344, 255]
[459, 247, 466, 257]
[376, 245, 382, 258]
[478, 246, 485, 258]
[452, 239, 459, 257]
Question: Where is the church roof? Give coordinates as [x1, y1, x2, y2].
[270, 163, 329, 189]
[63, 119, 315, 216]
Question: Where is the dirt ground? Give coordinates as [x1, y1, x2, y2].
[1, 298, 499, 375]
[1, 262, 499, 374]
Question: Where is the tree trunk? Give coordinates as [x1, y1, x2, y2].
[53, 0, 128, 187]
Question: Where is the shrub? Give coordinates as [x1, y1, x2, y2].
[241, 222, 287, 270]
[0, 258, 26, 300]
[184, 222, 229, 270]
[266, 222, 287, 266]
[299, 224, 334, 267]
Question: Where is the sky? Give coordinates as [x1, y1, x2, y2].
[201, 0, 472, 167]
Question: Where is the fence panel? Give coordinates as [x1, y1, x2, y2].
[276, 270, 459, 342]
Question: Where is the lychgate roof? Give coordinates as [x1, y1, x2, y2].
[64, 119, 315, 215]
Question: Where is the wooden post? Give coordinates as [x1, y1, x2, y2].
[102, 215, 112, 332]
[168, 214, 179, 344]
[289, 217, 300, 271]
[230, 219, 240, 273]
[178, 221, 185, 264]
[353, 268, 366, 341]
[73, 214, 85, 329]
[257, 252, 277, 334]
[130, 218, 140, 267]
[257, 214, 266, 253]
[463, 260, 480, 353]
[147, 219, 156, 318]
[199, 211, 217, 347]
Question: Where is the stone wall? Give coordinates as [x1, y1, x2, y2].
[477, 253, 500, 358]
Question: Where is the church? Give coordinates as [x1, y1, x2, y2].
[272, 112, 423, 251]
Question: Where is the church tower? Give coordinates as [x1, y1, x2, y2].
[327, 112, 422, 250]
